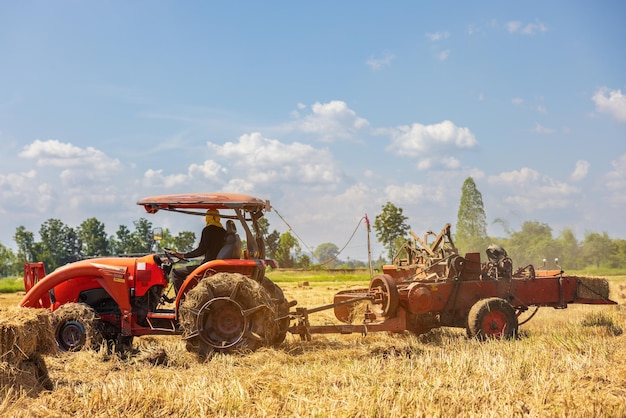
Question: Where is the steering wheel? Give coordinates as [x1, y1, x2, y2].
[164, 248, 188, 263]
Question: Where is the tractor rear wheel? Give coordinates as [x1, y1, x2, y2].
[260, 276, 290, 346]
[51, 303, 103, 351]
[467, 297, 518, 340]
[179, 272, 278, 359]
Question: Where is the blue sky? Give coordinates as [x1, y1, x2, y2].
[1, 1, 625, 262]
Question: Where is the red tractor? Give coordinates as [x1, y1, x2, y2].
[20, 193, 291, 358]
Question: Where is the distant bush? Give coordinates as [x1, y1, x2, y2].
[0, 277, 24, 293]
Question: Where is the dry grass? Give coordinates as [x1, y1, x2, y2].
[0, 279, 625, 417]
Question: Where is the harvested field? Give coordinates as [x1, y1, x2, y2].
[0, 278, 625, 417]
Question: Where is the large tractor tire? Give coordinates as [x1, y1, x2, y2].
[467, 297, 518, 340]
[260, 276, 290, 347]
[179, 272, 279, 359]
[51, 303, 104, 351]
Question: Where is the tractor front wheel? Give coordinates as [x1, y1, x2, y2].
[51, 303, 103, 351]
[467, 297, 518, 340]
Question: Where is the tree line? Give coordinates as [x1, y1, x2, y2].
[1, 178, 624, 276]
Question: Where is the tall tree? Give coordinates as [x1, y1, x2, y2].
[455, 177, 488, 254]
[374, 202, 410, 262]
[78, 217, 109, 257]
[14, 226, 37, 265]
[504, 221, 555, 268]
[39, 219, 81, 270]
[275, 231, 300, 268]
[110, 224, 133, 255]
[582, 232, 616, 268]
[131, 218, 154, 253]
[314, 242, 340, 267]
[0, 243, 17, 277]
[258, 217, 280, 259]
[555, 228, 582, 270]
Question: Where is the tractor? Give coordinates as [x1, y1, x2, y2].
[20, 193, 292, 358]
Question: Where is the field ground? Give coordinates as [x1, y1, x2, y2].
[1, 277, 625, 417]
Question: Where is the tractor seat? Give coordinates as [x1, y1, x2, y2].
[217, 220, 242, 259]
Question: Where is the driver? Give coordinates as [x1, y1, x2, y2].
[171, 209, 226, 293]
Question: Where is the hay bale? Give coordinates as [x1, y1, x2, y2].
[0, 355, 53, 393]
[576, 276, 610, 300]
[0, 307, 55, 363]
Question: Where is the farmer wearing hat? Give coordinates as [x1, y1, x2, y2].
[171, 209, 226, 293]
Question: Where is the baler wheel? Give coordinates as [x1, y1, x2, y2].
[466, 297, 518, 340]
[369, 274, 399, 317]
[52, 303, 103, 351]
[179, 272, 278, 359]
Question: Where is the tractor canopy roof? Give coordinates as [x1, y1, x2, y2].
[137, 193, 271, 215]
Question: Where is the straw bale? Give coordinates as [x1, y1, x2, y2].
[0, 355, 53, 393]
[0, 307, 55, 363]
[576, 276, 610, 300]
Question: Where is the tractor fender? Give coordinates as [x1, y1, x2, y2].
[19, 261, 131, 313]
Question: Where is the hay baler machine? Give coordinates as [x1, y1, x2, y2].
[288, 224, 616, 340]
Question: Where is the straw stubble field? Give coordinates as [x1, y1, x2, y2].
[1, 277, 625, 417]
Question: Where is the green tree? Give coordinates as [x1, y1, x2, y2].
[555, 228, 583, 270]
[582, 232, 616, 268]
[131, 218, 154, 253]
[0, 243, 17, 277]
[39, 219, 81, 271]
[314, 242, 340, 267]
[503, 221, 555, 268]
[258, 217, 280, 259]
[275, 231, 301, 268]
[373, 202, 410, 262]
[455, 177, 488, 254]
[110, 224, 133, 255]
[14, 226, 37, 265]
[78, 217, 109, 257]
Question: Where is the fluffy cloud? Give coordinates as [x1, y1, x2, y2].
[571, 160, 590, 181]
[208, 132, 342, 187]
[388, 120, 478, 168]
[19, 139, 121, 171]
[18, 139, 123, 186]
[390, 120, 477, 154]
[592, 87, 626, 122]
[488, 167, 579, 210]
[288, 101, 369, 142]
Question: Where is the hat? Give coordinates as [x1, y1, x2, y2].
[205, 209, 222, 227]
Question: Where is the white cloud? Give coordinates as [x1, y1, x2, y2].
[605, 154, 626, 203]
[426, 31, 450, 42]
[385, 183, 426, 204]
[511, 98, 524, 105]
[208, 132, 342, 187]
[19, 139, 121, 171]
[489, 167, 540, 186]
[506, 20, 548, 35]
[143, 160, 226, 189]
[388, 120, 478, 158]
[488, 168, 579, 210]
[287, 100, 369, 142]
[571, 160, 590, 181]
[532, 123, 555, 134]
[366, 52, 395, 71]
[592, 87, 626, 122]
